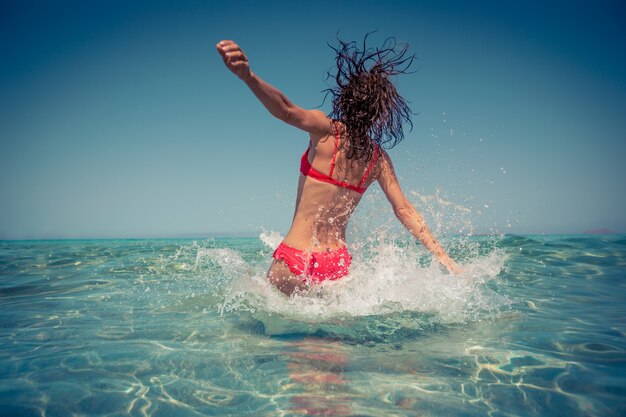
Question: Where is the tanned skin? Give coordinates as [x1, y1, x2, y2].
[216, 40, 460, 295]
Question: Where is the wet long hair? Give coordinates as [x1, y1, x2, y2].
[323, 33, 416, 163]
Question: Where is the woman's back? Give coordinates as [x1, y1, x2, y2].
[283, 121, 381, 250]
[216, 37, 459, 295]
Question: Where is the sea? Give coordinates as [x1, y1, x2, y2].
[1, 232, 625, 416]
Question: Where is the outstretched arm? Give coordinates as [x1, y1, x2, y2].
[216, 40, 330, 136]
[377, 151, 460, 274]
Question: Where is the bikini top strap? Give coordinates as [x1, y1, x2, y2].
[328, 120, 340, 177]
[358, 144, 380, 188]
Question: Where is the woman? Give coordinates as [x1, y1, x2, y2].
[216, 37, 459, 296]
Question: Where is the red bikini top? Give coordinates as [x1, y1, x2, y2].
[300, 121, 380, 194]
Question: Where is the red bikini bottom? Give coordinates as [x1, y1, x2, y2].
[272, 242, 351, 283]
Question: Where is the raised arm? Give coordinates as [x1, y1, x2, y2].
[216, 40, 330, 136]
[377, 151, 460, 274]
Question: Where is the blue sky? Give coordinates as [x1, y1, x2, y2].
[1, 0, 625, 238]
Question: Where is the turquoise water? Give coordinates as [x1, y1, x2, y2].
[1, 234, 625, 416]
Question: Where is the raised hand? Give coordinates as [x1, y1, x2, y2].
[216, 40, 252, 82]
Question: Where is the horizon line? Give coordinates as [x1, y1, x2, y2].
[0, 230, 621, 242]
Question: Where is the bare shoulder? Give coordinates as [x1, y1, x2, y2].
[376, 149, 399, 183]
[372, 147, 390, 170]
[285, 107, 333, 137]
[305, 111, 335, 144]
[309, 109, 329, 120]
[378, 148, 392, 164]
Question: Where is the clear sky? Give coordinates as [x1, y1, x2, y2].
[1, 0, 625, 239]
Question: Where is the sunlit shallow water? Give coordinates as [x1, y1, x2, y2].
[0, 234, 625, 416]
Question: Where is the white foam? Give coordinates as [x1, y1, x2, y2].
[259, 229, 283, 251]
[198, 191, 509, 334]
[205, 232, 508, 328]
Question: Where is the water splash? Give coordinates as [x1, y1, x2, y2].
[147, 191, 510, 339]
[210, 234, 507, 323]
[259, 229, 282, 251]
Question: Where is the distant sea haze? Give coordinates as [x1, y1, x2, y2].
[583, 228, 614, 234]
